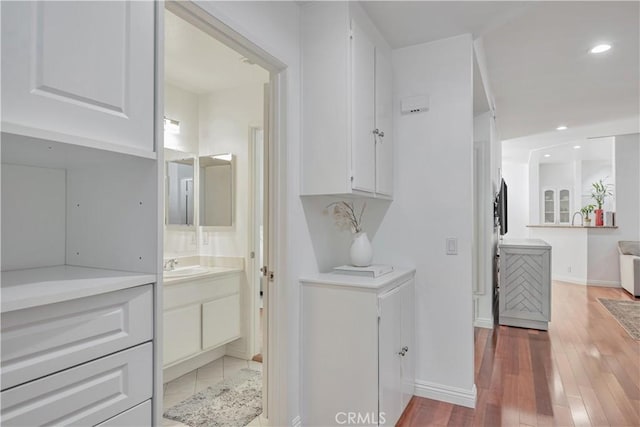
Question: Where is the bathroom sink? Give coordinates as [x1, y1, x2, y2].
[163, 266, 210, 279]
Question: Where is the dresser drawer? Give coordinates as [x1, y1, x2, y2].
[1, 285, 153, 390]
[1, 342, 152, 426]
[96, 400, 152, 426]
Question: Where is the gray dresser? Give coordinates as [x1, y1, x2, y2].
[498, 239, 552, 330]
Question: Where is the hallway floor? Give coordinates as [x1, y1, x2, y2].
[398, 282, 640, 426]
[162, 356, 265, 427]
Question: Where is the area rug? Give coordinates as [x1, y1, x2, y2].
[163, 368, 262, 427]
[598, 298, 640, 340]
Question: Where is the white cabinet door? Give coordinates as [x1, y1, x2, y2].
[1, 1, 154, 155]
[378, 286, 403, 426]
[164, 305, 201, 365]
[400, 280, 415, 407]
[202, 294, 241, 349]
[350, 20, 376, 194]
[375, 48, 393, 197]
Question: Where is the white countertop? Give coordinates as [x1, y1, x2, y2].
[300, 267, 416, 290]
[1, 265, 156, 313]
[499, 238, 551, 248]
[163, 266, 244, 285]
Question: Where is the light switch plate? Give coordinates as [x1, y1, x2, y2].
[446, 238, 458, 255]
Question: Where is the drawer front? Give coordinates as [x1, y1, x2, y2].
[202, 293, 240, 349]
[96, 400, 152, 426]
[1, 285, 153, 390]
[1, 342, 152, 426]
[164, 273, 240, 310]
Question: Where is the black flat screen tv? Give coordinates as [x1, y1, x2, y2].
[497, 178, 507, 235]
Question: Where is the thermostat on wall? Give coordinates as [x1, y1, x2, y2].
[401, 95, 429, 114]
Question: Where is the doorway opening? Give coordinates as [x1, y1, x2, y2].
[160, 4, 276, 426]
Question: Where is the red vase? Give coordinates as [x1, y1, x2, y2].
[595, 209, 604, 226]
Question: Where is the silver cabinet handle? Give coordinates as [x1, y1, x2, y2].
[398, 346, 409, 356]
[373, 128, 385, 138]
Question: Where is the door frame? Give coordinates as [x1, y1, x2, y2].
[158, 2, 288, 425]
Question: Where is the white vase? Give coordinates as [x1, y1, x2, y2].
[350, 232, 373, 267]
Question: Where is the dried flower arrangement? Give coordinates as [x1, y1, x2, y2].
[325, 201, 366, 234]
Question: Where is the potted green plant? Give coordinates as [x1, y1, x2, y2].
[581, 204, 595, 226]
[591, 179, 613, 226]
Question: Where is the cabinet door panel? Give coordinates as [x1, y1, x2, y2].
[375, 48, 393, 197]
[164, 305, 201, 365]
[350, 20, 375, 193]
[1, 1, 154, 154]
[202, 294, 240, 349]
[400, 280, 415, 408]
[379, 286, 403, 426]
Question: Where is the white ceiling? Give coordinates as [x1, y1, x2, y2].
[165, 10, 269, 95]
[361, 1, 640, 141]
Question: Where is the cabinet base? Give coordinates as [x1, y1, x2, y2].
[499, 316, 548, 331]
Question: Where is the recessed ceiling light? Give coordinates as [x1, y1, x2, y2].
[544, 154, 551, 158]
[556, 125, 568, 131]
[590, 44, 611, 54]
[573, 145, 581, 149]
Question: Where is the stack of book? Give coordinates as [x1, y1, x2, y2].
[333, 264, 394, 278]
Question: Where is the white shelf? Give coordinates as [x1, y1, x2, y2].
[1, 265, 156, 313]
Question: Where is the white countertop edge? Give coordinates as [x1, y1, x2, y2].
[498, 238, 551, 249]
[1, 265, 156, 313]
[300, 267, 416, 290]
[163, 267, 244, 286]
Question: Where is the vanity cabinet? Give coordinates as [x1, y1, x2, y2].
[301, 269, 415, 426]
[301, 2, 393, 198]
[1, 1, 155, 156]
[163, 271, 242, 366]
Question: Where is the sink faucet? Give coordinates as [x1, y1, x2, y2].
[164, 258, 179, 271]
[571, 211, 583, 226]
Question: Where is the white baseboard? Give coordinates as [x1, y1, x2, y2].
[554, 275, 621, 288]
[291, 415, 302, 427]
[553, 275, 587, 285]
[163, 346, 226, 383]
[473, 317, 494, 329]
[587, 280, 621, 288]
[414, 380, 477, 408]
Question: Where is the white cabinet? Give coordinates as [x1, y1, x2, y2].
[301, 2, 393, 198]
[498, 239, 552, 330]
[542, 187, 571, 224]
[1, 1, 155, 156]
[163, 271, 242, 367]
[301, 269, 415, 426]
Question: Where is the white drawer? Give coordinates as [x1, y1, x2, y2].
[1, 285, 153, 390]
[1, 342, 152, 426]
[164, 273, 240, 310]
[96, 400, 152, 426]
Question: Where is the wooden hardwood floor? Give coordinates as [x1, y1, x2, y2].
[397, 282, 640, 426]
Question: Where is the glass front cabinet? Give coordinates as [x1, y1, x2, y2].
[542, 187, 571, 224]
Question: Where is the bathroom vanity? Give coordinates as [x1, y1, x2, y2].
[163, 262, 243, 381]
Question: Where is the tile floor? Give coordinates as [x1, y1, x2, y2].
[162, 356, 265, 427]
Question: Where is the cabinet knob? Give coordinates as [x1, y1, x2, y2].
[373, 128, 385, 138]
[398, 346, 409, 356]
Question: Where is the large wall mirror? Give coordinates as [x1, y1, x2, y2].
[166, 153, 195, 226]
[199, 153, 234, 227]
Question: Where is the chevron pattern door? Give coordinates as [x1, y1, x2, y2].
[499, 243, 551, 330]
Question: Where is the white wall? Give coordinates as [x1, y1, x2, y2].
[198, 83, 263, 258]
[193, 2, 307, 425]
[581, 160, 614, 211]
[373, 34, 476, 406]
[502, 161, 529, 238]
[164, 83, 199, 154]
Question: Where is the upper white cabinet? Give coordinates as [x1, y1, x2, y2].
[1, 1, 155, 157]
[301, 2, 393, 198]
[542, 187, 571, 224]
